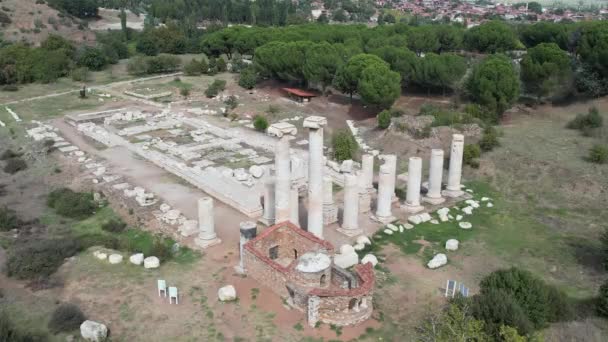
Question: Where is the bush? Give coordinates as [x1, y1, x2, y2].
[332, 130, 359, 162]
[238, 66, 258, 89]
[463, 144, 481, 168]
[101, 219, 127, 233]
[224, 95, 238, 110]
[567, 107, 604, 132]
[48, 304, 86, 334]
[588, 145, 608, 164]
[253, 115, 269, 132]
[180, 87, 190, 98]
[47, 188, 96, 219]
[597, 281, 608, 317]
[377, 110, 392, 129]
[479, 126, 500, 152]
[150, 237, 171, 262]
[0, 311, 46, 342]
[3, 158, 27, 174]
[71, 67, 89, 82]
[2, 85, 18, 92]
[464, 104, 498, 124]
[0, 149, 19, 160]
[470, 288, 535, 338]
[183, 58, 208, 76]
[205, 79, 226, 98]
[6, 238, 82, 279]
[0, 206, 20, 231]
[479, 267, 572, 329]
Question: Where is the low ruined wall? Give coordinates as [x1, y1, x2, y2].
[242, 248, 290, 298]
[313, 294, 373, 327]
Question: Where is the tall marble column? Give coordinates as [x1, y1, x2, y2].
[444, 134, 465, 197]
[195, 197, 221, 248]
[423, 149, 445, 204]
[360, 154, 374, 192]
[274, 135, 291, 223]
[290, 187, 300, 227]
[304, 116, 327, 238]
[372, 164, 396, 224]
[322, 176, 338, 225]
[402, 157, 424, 213]
[234, 221, 257, 274]
[380, 154, 398, 203]
[339, 174, 362, 236]
[260, 177, 275, 226]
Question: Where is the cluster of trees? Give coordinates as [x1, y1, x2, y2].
[419, 267, 573, 341]
[47, 0, 99, 18]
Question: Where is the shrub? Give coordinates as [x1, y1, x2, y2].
[0, 149, 19, 160]
[150, 237, 171, 262]
[479, 267, 572, 330]
[6, 238, 82, 279]
[463, 144, 481, 167]
[48, 304, 86, 334]
[567, 107, 604, 132]
[332, 130, 359, 162]
[71, 67, 89, 82]
[464, 104, 499, 124]
[180, 87, 190, 98]
[390, 108, 405, 117]
[47, 188, 96, 219]
[470, 288, 535, 338]
[377, 110, 392, 129]
[0, 311, 46, 342]
[205, 79, 226, 98]
[183, 58, 208, 76]
[216, 57, 227, 72]
[3, 158, 27, 174]
[238, 66, 258, 89]
[0, 206, 20, 231]
[253, 115, 269, 132]
[101, 219, 127, 233]
[479, 126, 500, 152]
[2, 85, 18, 92]
[597, 281, 608, 317]
[224, 95, 238, 110]
[588, 145, 608, 164]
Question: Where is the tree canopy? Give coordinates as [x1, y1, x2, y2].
[520, 43, 572, 99]
[467, 54, 520, 114]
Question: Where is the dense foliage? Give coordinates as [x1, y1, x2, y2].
[588, 145, 608, 164]
[332, 130, 358, 162]
[466, 54, 520, 115]
[6, 237, 83, 279]
[0, 206, 20, 232]
[520, 43, 572, 99]
[47, 188, 96, 219]
[464, 21, 520, 53]
[0, 311, 46, 342]
[48, 304, 86, 334]
[377, 109, 391, 129]
[48, 0, 99, 18]
[253, 115, 269, 132]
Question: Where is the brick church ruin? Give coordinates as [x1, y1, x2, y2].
[240, 221, 375, 327]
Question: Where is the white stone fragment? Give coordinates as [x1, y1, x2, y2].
[387, 223, 399, 231]
[445, 239, 459, 251]
[144, 256, 160, 269]
[80, 320, 108, 342]
[340, 244, 355, 255]
[354, 243, 365, 251]
[159, 203, 171, 213]
[108, 254, 123, 264]
[334, 251, 359, 269]
[462, 206, 474, 215]
[403, 223, 414, 230]
[361, 254, 378, 267]
[430, 219, 439, 224]
[356, 236, 372, 246]
[249, 165, 264, 178]
[481, 197, 490, 202]
[93, 251, 107, 260]
[487, 203, 494, 208]
[383, 229, 394, 235]
[427, 253, 448, 269]
[218, 285, 237, 301]
[129, 253, 144, 265]
[459, 222, 472, 229]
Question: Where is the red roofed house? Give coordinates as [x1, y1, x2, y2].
[242, 221, 375, 327]
[282, 88, 317, 102]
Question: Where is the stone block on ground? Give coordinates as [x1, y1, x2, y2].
[356, 236, 371, 246]
[108, 254, 123, 264]
[445, 239, 459, 251]
[218, 285, 237, 301]
[334, 251, 359, 269]
[129, 253, 144, 265]
[144, 256, 160, 269]
[80, 320, 108, 342]
[427, 253, 447, 269]
[459, 222, 472, 230]
[93, 251, 107, 260]
[361, 254, 378, 267]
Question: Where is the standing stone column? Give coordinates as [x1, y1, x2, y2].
[339, 174, 362, 236]
[234, 221, 257, 274]
[195, 197, 221, 248]
[358, 171, 372, 213]
[290, 187, 300, 227]
[322, 176, 338, 225]
[260, 177, 275, 226]
[380, 154, 398, 203]
[360, 154, 374, 192]
[402, 157, 424, 213]
[304, 116, 328, 238]
[372, 164, 396, 224]
[423, 149, 445, 204]
[444, 134, 465, 197]
[274, 135, 291, 223]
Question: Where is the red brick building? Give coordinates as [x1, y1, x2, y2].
[242, 222, 375, 327]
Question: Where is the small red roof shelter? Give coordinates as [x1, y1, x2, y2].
[282, 88, 317, 102]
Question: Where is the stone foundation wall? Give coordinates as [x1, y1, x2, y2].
[242, 248, 290, 297]
[314, 294, 373, 326]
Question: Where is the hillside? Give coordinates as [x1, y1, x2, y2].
[0, 0, 96, 45]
